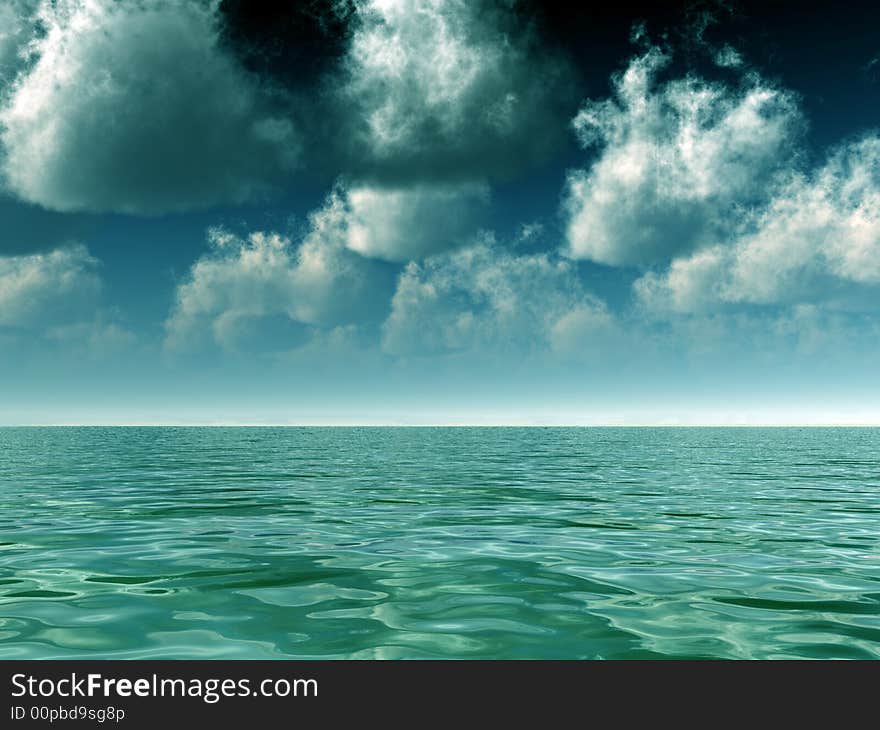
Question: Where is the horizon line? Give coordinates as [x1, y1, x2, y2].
[2, 423, 880, 429]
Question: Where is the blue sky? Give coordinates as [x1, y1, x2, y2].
[1, 0, 879, 425]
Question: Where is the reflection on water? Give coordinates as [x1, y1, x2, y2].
[1, 427, 879, 659]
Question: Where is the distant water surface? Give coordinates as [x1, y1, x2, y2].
[1, 427, 879, 659]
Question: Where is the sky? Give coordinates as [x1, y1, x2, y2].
[0, 0, 879, 425]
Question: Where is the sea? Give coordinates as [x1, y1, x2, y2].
[1, 426, 878, 659]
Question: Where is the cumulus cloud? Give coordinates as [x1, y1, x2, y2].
[0, 0, 298, 214]
[166, 192, 393, 351]
[634, 246, 728, 314]
[0, 243, 136, 356]
[732, 136, 880, 294]
[1, 0, 571, 216]
[382, 237, 613, 356]
[563, 46, 801, 266]
[335, 0, 572, 183]
[0, 245, 101, 328]
[341, 181, 488, 261]
[635, 135, 880, 314]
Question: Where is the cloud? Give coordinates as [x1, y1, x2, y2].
[340, 181, 488, 261]
[634, 246, 728, 314]
[382, 237, 613, 356]
[714, 45, 744, 69]
[46, 318, 137, 357]
[0, 245, 101, 328]
[166, 192, 393, 351]
[1, 0, 571, 216]
[635, 135, 880, 314]
[334, 0, 572, 184]
[563, 46, 801, 266]
[0, 243, 136, 357]
[0, 1, 35, 88]
[0, 0, 298, 214]
[731, 136, 880, 295]
[768, 304, 879, 357]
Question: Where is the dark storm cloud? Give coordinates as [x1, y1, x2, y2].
[0, 0, 300, 215]
[219, 0, 579, 185]
[0, 0, 576, 215]
[321, 0, 576, 186]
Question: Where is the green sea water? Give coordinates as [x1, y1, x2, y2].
[1, 426, 879, 659]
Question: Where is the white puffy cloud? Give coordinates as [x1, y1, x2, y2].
[563, 47, 801, 266]
[341, 181, 488, 261]
[166, 192, 393, 351]
[767, 304, 879, 357]
[731, 136, 880, 295]
[634, 246, 728, 314]
[382, 237, 613, 356]
[0, 0, 298, 214]
[336, 0, 571, 183]
[0, 244, 135, 354]
[635, 135, 880, 314]
[0, 245, 101, 327]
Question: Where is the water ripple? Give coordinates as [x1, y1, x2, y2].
[1, 426, 879, 659]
